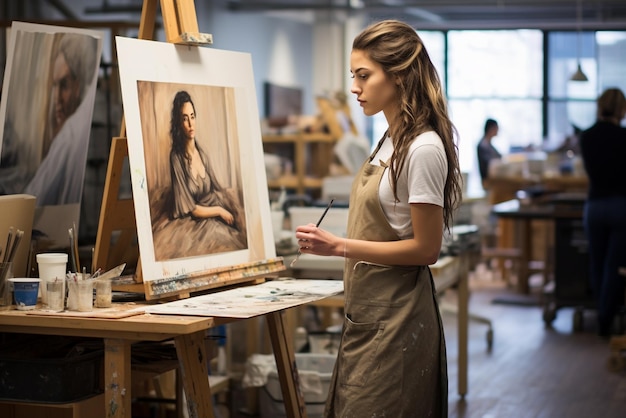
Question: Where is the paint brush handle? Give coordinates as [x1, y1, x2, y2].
[72, 223, 81, 273]
[6, 229, 23, 264]
[315, 199, 334, 227]
[2, 227, 14, 264]
[290, 199, 335, 268]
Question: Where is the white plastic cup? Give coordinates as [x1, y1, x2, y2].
[0, 261, 14, 310]
[36, 253, 68, 305]
[46, 280, 65, 312]
[75, 280, 94, 312]
[95, 280, 112, 308]
[67, 280, 78, 311]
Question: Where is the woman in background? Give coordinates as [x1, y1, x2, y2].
[294, 20, 462, 417]
[580, 87, 626, 338]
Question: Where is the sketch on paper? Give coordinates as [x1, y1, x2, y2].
[143, 279, 344, 318]
[0, 22, 103, 249]
[136, 82, 248, 261]
[116, 36, 275, 282]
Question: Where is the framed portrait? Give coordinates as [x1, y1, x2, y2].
[116, 36, 275, 282]
[0, 22, 103, 249]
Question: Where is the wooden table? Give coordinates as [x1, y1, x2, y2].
[484, 175, 588, 206]
[491, 196, 585, 294]
[0, 303, 310, 418]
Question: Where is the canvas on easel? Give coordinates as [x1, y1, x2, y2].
[90, 4, 309, 418]
[115, 36, 278, 292]
[0, 22, 103, 250]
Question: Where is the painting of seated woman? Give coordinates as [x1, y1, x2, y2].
[137, 82, 248, 261]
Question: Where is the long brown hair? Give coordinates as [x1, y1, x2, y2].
[353, 19, 462, 230]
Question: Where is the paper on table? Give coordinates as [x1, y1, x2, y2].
[143, 278, 344, 318]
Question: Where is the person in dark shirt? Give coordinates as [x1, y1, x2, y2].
[476, 118, 502, 187]
[580, 87, 626, 337]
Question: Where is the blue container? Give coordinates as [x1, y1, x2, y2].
[9, 278, 40, 310]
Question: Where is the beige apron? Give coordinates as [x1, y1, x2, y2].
[324, 139, 448, 418]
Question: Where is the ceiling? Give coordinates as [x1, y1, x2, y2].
[225, 0, 626, 30]
[8, 1, 626, 31]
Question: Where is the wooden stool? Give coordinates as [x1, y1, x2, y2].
[481, 246, 522, 284]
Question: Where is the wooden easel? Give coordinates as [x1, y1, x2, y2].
[93, 0, 285, 301]
[316, 94, 358, 139]
[93, 2, 308, 418]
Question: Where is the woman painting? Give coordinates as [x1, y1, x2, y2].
[294, 20, 462, 417]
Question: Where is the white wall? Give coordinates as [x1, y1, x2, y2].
[25, 0, 320, 118]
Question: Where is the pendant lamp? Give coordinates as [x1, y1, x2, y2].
[570, 63, 588, 82]
[570, 0, 588, 82]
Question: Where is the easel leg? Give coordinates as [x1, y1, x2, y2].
[266, 310, 307, 418]
[175, 331, 215, 418]
[518, 219, 532, 294]
[457, 255, 469, 398]
[104, 338, 132, 418]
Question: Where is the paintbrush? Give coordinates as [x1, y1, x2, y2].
[290, 199, 334, 268]
[68, 228, 78, 272]
[95, 263, 126, 281]
[6, 229, 23, 264]
[72, 223, 81, 273]
[2, 227, 14, 264]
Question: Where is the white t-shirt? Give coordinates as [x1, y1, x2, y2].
[371, 131, 447, 239]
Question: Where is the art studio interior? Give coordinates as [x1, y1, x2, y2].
[0, 1, 625, 417]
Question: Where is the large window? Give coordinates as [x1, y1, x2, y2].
[546, 31, 626, 150]
[597, 31, 626, 92]
[546, 31, 597, 150]
[371, 31, 445, 145]
[366, 28, 626, 199]
[448, 30, 543, 197]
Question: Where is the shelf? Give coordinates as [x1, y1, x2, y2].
[262, 132, 338, 198]
[302, 177, 324, 189]
[267, 175, 299, 189]
[262, 132, 335, 143]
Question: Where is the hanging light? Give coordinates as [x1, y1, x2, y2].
[570, 0, 588, 82]
[571, 63, 588, 81]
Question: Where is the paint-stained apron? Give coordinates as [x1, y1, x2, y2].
[324, 147, 448, 418]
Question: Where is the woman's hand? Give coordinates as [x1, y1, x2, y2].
[192, 205, 234, 225]
[294, 223, 342, 257]
[219, 208, 235, 225]
[293, 203, 443, 266]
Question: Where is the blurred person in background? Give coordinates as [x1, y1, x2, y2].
[580, 87, 626, 338]
[476, 118, 502, 188]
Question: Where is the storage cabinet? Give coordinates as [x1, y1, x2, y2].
[0, 395, 104, 418]
[262, 132, 338, 198]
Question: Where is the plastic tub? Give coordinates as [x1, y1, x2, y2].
[260, 353, 336, 418]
